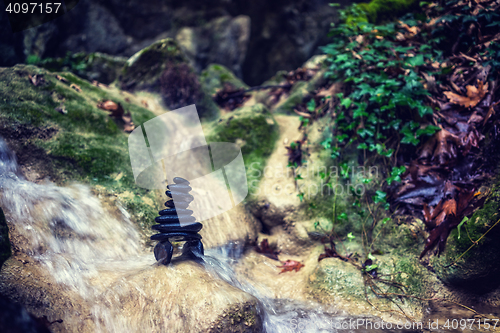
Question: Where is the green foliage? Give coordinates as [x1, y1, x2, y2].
[428, 0, 500, 78]
[387, 165, 406, 185]
[321, 8, 442, 191]
[26, 54, 41, 65]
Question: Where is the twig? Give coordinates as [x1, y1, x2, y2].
[445, 218, 500, 268]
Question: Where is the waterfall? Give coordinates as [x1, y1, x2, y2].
[0, 138, 394, 332]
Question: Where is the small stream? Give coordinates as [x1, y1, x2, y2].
[0, 138, 416, 332]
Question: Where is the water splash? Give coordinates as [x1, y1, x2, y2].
[0, 138, 398, 332]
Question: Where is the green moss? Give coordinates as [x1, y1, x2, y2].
[119, 39, 186, 91]
[205, 104, 279, 192]
[200, 64, 249, 96]
[310, 258, 365, 299]
[0, 207, 11, 269]
[348, 0, 420, 24]
[0, 64, 159, 227]
[391, 256, 427, 298]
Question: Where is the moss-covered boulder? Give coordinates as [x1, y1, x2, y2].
[0, 208, 10, 269]
[431, 179, 500, 294]
[119, 38, 186, 91]
[119, 38, 219, 119]
[204, 103, 279, 188]
[200, 64, 249, 97]
[0, 64, 159, 233]
[308, 248, 437, 322]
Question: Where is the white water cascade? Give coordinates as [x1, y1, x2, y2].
[0, 138, 400, 333]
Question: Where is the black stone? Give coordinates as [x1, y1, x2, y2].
[150, 232, 202, 241]
[159, 208, 193, 216]
[152, 177, 203, 265]
[152, 222, 203, 233]
[173, 177, 190, 184]
[166, 190, 194, 202]
[165, 200, 189, 209]
[155, 215, 196, 224]
[167, 184, 192, 192]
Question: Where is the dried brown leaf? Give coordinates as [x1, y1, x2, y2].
[28, 74, 44, 86]
[56, 75, 68, 83]
[255, 239, 280, 261]
[70, 83, 82, 92]
[277, 260, 304, 273]
[122, 112, 135, 133]
[444, 81, 489, 108]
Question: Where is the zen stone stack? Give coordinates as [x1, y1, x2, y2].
[151, 177, 204, 265]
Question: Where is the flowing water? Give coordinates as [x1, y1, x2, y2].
[0, 138, 414, 332]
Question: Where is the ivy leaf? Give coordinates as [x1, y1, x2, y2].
[457, 216, 468, 239]
[307, 99, 316, 112]
[406, 54, 425, 67]
[340, 98, 352, 108]
[321, 138, 332, 150]
[373, 190, 387, 204]
[416, 125, 441, 137]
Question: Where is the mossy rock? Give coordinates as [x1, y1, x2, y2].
[119, 39, 219, 119]
[309, 249, 434, 321]
[309, 258, 366, 300]
[0, 64, 159, 232]
[119, 38, 186, 91]
[200, 64, 249, 96]
[205, 103, 279, 189]
[39, 52, 127, 85]
[0, 207, 11, 269]
[431, 180, 500, 293]
[349, 0, 420, 24]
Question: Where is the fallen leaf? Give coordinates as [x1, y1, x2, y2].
[213, 83, 250, 111]
[277, 260, 304, 273]
[122, 112, 135, 133]
[396, 32, 406, 41]
[55, 104, 67, 115]
[483, 101, 498, 126]
[399, 21, 419, 35]
[70, 83, 82, 92]
[255, 239, 280, 261]
[28, 74, 44, 86]
[97, 100, 124, 118]
[444, 80, 489, 108]
[316, 83, 341, 98]
[55, 75, 68, 83]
